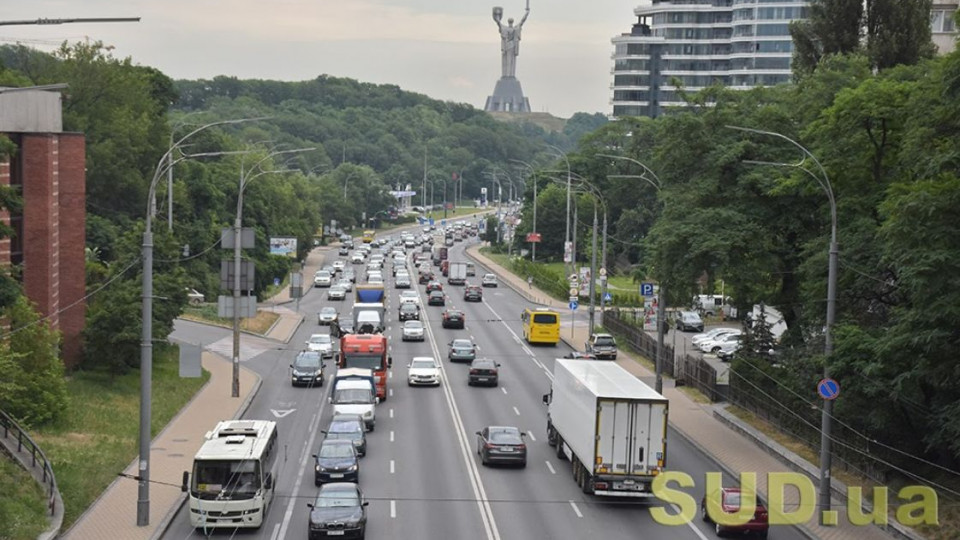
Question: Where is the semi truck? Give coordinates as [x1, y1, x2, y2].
[339, 333, 391, 401]
[431, 244, 448, 266]
[542, 359, 668, 497]
[447, 261, 468, 286]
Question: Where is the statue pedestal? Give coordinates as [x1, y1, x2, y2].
[484, 77, 531, 113]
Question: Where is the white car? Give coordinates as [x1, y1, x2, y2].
[401, 320, 425, 341]
[305, 333, 335, 358]
[692, 327, 739, 347]
[407, 357, 440, 386]
[336, 278, 353, 292]
[332, 260, 346, 272]
[185, 288, 205, 305]
[327, 285, 346, 301]
[351, 253, 365, 264]
[314, 270, 333, 287]
[317, 307, 339, 326]
[481, 273, 498, 287]
[368, 273, 384, 284]
[699, 331, 743, 354]
[399, 291, 420, 305]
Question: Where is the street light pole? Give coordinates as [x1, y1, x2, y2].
[727, 125, 838, 523]
[547, 144, 572, 276]
[589, 200, 598, 333]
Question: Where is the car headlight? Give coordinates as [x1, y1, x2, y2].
[363, 411, 372, 418]
[346, 464, 358, 472]
[315, 465, 321, 472]
[316, 369, 323, 376]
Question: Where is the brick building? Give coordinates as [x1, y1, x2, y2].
[0, 86, 86, 368]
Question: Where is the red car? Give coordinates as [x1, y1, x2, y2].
[701, 487, 769, 538]
[426, 280, 444, 293]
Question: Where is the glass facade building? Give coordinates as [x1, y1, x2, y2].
[611, 0, 808, 118]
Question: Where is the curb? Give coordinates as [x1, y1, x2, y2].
[713, 406, 923, 540]
[149, 367, 263, 540]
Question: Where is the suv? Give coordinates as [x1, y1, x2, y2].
[585, 333, 618, 360]
[675, 310, 705, 332]
[463, 285, 483, 302]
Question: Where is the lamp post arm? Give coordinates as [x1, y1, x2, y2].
[596, 153, 662, 190]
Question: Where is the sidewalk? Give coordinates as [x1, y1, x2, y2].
[63, 353, 260, 540]
[466, 245, 901, 540]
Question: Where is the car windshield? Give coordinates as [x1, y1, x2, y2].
[452, 339, 472, 348]
[321, 308, 336, 315]
[342, 354, 382, 370]
[430, 291, 442, 297]
[472, 360, 495, 369]
[410, 359, 436, 369]
[311, 335, 331, 345]
[404, 321, 423, 329]
[489, 429, 521, 444]
[315, 491, 360, 508]
[595, 336, 615, 346]
[319, 444, 355, 459]
[328, 420, 362, 434]
[723, 491, 742, 507]
[401, 305, 417, 312]
[192, 459, 261, 499]
[295, 355, 321, 368]
[334, 389, 372, 404]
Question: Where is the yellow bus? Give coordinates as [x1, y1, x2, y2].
[521, 308, 560, 345]
[362, 230, 375, 243]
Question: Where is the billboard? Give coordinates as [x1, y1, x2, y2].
[269, 237, 298, 258]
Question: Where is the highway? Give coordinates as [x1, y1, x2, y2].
[163, 224, 808, 540]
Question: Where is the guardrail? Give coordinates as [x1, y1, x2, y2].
[0, 409, 59, 516]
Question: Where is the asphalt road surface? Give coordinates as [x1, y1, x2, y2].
[163, 223, 807, 540]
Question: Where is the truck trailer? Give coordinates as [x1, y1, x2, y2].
[543, 359, 668, 497]
[447, 261, 467, 285]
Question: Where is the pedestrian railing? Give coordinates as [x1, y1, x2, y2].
[0, 409, 59, 516]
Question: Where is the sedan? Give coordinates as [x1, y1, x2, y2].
[427, 290, 446, 306]
[332, 260, 347, 273]
[448, 338, 476, 362]
[425, 280, 444, 293]
[398, 303, 420, 322]
[337, 279, 353, 292]
[442, 309, 465, 329]
[323, 414, 367, 457]
[418, 271, 435, 285]
[314, 271, 333, 288]
[307, 483, 368, 539]
[468, 358, 500, 386]
[401, 320, 425, 342]
[701, 487, 769, 538]
[342, 270, 356, 284]
[476, 426, 527, 467]
[351, 253, 365, 264]
[481, 273, 498, 287]
[338, 246, 350, 256]
[306, 333, 335, 359]
[676, 310, 705, 332]
[395, 274, 412, 289]
[399, 290, 420, 305]
[318, 307, 339, 326]
[700, 332, 743, 354]
[327, 285, 347, 301]
[313, 439, 359, 485]
[407, 357, 441, 387]
[463, 285, 483, 302]
[692, 327, 740, 347]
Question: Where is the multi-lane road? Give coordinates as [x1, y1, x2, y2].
[163, 226, 807, 540]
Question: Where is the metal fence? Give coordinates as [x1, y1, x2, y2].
[1, 409, 59, 516]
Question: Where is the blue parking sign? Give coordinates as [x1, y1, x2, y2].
[640, 282, 655, 297]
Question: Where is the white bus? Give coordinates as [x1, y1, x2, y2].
[181, 420, 279, 530]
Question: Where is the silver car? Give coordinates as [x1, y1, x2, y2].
[402, 320, 425, 341]
[328, 285, 346, 301]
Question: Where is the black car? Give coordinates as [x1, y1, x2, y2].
[313, 439, 360, 485]
[442, 309, 465, 329]
[323, 414, 367, 457]
[418, 271, 435, 284]
[463, 285, 483, 302]
[468, 358, 500, 386]
[398, 303, 421, 321]
[476, 426, 527, 467]
[427, 290, 446, 306]
[290, 351, 325, 387]
[308, 482, 368, 539]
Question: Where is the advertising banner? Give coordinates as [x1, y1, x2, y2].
[269, 236, 298, 258]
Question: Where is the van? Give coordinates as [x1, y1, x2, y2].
[329, 378, 377, 431]
[465, 262, 476, 277]
[693, 294, 734, 317]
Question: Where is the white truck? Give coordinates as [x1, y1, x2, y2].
[329, 374, 378, 431]
[447, 261, 468, 286]
[352, 302, 385, 334]
[543, 359, 668, 497]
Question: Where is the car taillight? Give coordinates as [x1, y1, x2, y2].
[594, 482, 608, 490]
[470, 369, 479, 374]
[517, 444, 526, 451]
[484, 442, 496, 449]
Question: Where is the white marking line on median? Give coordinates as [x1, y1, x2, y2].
[526, 431, 536, 442]
[671, 503, 711, 540]
[269, 523, 280, 540]
[569, 501, 584, 518]
[390, 430, 395, 442]
[389, 370, 393, 379]
[389, 388, 394, 397]
[390, 460, 395, 474]
[545, 461, 556, 474]
[513, 406, 520, 416]
[389, 408, 394, 418]
[391, 499, 397, 518]
[501, 387, 507, 394]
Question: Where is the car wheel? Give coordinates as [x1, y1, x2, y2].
[700, 503, 710, 522]
[556, 436, 566, 460]
[715, 522, 724, 537]
[711, 346, 721, 353]
[757, 530, 768, 539]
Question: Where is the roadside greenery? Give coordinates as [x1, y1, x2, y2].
[0, 458, 48, 540]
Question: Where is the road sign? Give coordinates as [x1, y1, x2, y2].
[429, 218, 435, 225]
[604, 292, 612, 302]
[273, 277, 281, 287]
[526, 232, 542, 243]
[569, 300, 579, 310]
[818, 378, 840, 400]
[599, 267, 607, 276]
[640, 282, 656, 297]
[569, 288, 579, 296]
[441, 219, 446, 226]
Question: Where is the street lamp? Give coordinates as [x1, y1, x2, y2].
[546, 143, 573, 276]
[597, 153, 666, 395]
[727, 125, 838, 523]
[139, 117, 264, 526]
[510, 159, 539, 261]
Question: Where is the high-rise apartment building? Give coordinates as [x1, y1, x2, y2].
[611, 0, 808, 118]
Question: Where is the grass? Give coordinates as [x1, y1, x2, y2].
[30, 345, 209, 529]
[0, 457, 49, 540]
[180, 304, 280, 335]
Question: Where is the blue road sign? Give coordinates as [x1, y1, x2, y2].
[429, 218, 435, 226]
[604, 292, 612, 302]
[640, 282, 655, 297]
[569, 301, 579, 310]
[273, 277, 281, 287]
[817, 378, 840, 400]
[441, 219, 446, 226]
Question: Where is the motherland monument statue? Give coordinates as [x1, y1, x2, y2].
[484, 0, 532, 113]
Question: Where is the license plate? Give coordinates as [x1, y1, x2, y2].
[477, 377, 488, 382]
[329, 473, 344, 478]
[500, 447, 514, 452]
[327, 532, 345, 536]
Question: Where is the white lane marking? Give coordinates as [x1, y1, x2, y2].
[545, 461, 556, 474]
[481, 301, 553, 381]
[501, 387, 508, 394]
[389, 408, 394, 418]
[276, 377, 333, 539]
[569, 501, 584, 518]
[671, 503, 711, 540]
[269, 523, 280, 540]
[526, 431, 536, 441]
[390, 460, 395, 474]
[390, 499, 397, 518]
[513, 406, 520, 416]
[389, 370, 393, 379]
[390, 430, 395, 442]
[389, 388, 394, 397]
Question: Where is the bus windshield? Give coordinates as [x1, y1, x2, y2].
[342, 354, 383, 370]
[192, 459, 261, 500]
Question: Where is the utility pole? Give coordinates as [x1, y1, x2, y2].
[532, 173, 538, 262]
[443, 174, 448, 219]
[599, 211, 608, 324]
[588, 201, 598, 333]
[422, 147, 427, 210]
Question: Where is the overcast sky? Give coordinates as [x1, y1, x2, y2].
[3, 1, 639, 118]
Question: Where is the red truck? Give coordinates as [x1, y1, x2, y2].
[339, 333, 391, 401]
